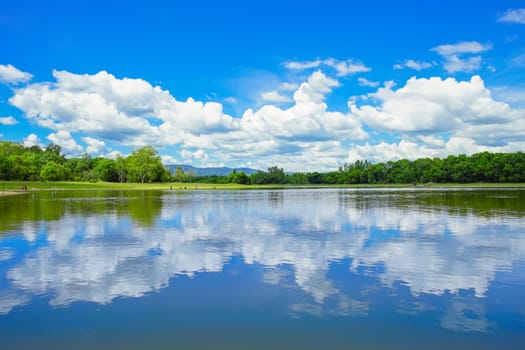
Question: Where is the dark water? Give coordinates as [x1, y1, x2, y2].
[0, 188, 524, 349]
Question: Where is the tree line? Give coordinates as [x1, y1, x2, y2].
[0, 141, 169, 183]
[1, 140, 525, 184]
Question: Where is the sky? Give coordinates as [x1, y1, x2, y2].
[1, 0, 525, 172]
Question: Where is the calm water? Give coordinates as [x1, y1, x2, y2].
[0, 188, 524, 349]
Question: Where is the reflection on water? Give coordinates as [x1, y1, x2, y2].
[1, 188, 525, 348]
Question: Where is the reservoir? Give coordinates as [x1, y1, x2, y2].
[1, 188, 524, 349]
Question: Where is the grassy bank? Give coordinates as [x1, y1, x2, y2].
[0, 180, 284, 191]
[2, 180, 525, 193]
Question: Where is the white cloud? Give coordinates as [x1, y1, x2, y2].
[443, 55, 482, 73]
[347, 140, 438, 163]
[224, 96, 237, 104]
[47, 130, 84, 156]
[393, 59, 433, 71]
[11, 69, 369, 171]
[284, 58, 371, 76]
[22, 133, 42, 148]
[280, 82, 299, 91]
[351, 75, 523, 144]
[328, 60, 371, 76]
[0, 64, 33, 84]
[498, 8, 525, 24]
[0, 116, 18, 125]
[417, 135, 446, 148]
[284, 59, 322, 70]
[10, 67, 525, 171]
[431, 41, 492, 56]
[160, 154, 179, 165]
[357, 77, 380, 88]
[346, 136, 518, 164]
[181, 149, 208, 161]
[261, 90, 292, 103]
[105, 150, 122, 160]
[82, 136, 106, 155]
[431, 41, 492, 73]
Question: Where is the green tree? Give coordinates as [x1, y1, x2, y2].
[40, 161, 66, 181]
[93, 158, 118, 182]
[115, 155, 127, 183]
[267, 166, 286, 184]
[228, 170, 250, 184]
[172, 167, 188, 182]
[126, 146, 167, 183]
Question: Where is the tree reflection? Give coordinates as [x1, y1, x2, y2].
[0, 188, 524, 334]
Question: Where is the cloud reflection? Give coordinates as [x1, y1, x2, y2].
[1, 189, 524, 332]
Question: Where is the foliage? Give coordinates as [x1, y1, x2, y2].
[40, 161, 66, 181]
[125, 146, 167, 183]
[228, 170, 250, 184]
[1, 140, 525, 185]
[0, 141, 170, 183]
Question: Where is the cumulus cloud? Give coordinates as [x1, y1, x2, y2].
[284, 59, 322, 70]
[22, 133, 42, 148]
[326, 59, 371, 76]
[284, 58, 371, 76]
[47, 130, 84, 156]
[160, 154, 179, 165]
[498, 8, 525, 24]
[431, 41, 492, 56]
[83, 136, 106, 155]
[261, 90, 292, 103]
[8, 66, 525, 171]
[443, 55, 483, 73]
[10, 69, 368, 171]
[181, 149, 208, 161]
[0, 116, 18, 125]
[0, 64, 33, 84]
[351, 75, 523, 142]
[357, 77, 380, 88]
[393, 59, 434, 71]
[346, 137, 518, 164]
[224, 96, 238, 104]
[431, 41, 492, 73]
[280, 82, 299, 91]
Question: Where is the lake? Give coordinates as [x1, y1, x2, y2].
[1, 188, 524, 349]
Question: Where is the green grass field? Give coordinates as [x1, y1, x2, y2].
[0, 180, 286, 192]
[2, 180, 525, 194]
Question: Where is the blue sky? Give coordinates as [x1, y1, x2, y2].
[1, 0, 525, 171]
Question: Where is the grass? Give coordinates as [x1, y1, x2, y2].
[2, 180, 525, 193]
[0, 180, 285, 191]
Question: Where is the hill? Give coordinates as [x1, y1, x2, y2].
[166, 164, 260, 176]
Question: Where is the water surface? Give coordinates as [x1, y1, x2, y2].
[1, 188, 524, 349]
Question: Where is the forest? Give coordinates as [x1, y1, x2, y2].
[1, 140, 525, 185]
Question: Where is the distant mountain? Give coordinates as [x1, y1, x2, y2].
[166, 164, 260, 176]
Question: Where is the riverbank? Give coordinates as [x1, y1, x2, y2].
[0, 190, 30, 196]
[2, 180, 525, 192]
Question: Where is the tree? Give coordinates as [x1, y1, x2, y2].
[228, 170, 250, 184]
[126, 146, 166, 183]
[40, 161, 66, 181]
[41, 144, 65, 165]
[172, 166, 188, 182]
[115, 155, 127, 183]
[267, 166, 286, 184]
[93, 158, 118, 182]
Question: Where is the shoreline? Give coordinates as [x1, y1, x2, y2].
[0, 190, 30, 196]
[2, 181, 525, 192]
